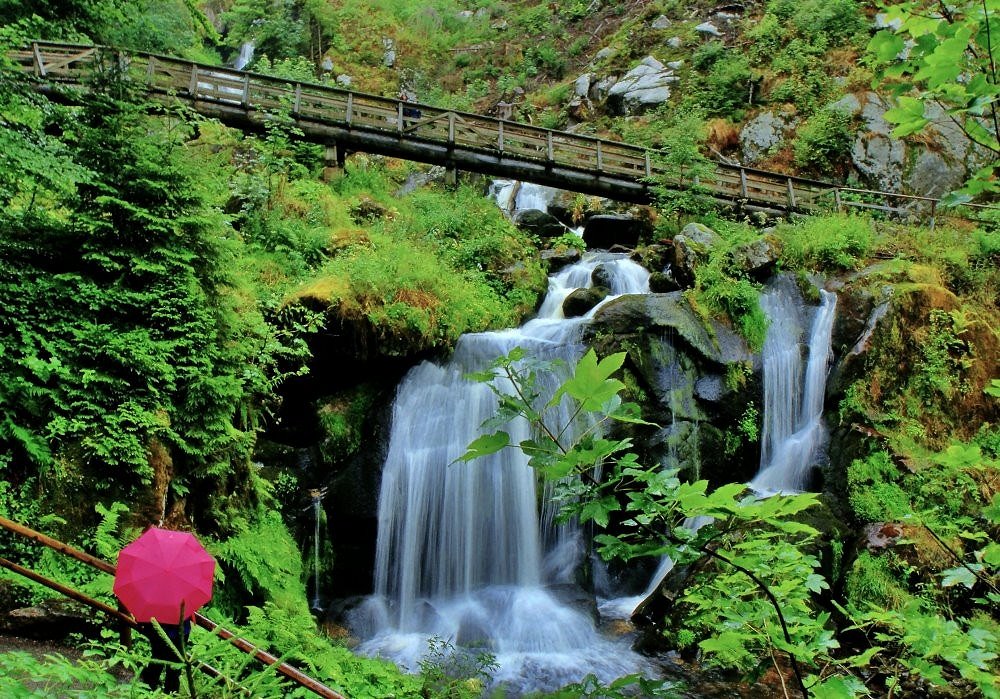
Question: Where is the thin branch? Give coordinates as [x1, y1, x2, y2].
[921, 520, 1000, 596]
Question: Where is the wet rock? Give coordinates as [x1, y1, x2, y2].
[590, 74, 618, 103]
[573, 73, 592, 98]
[694, 374, 728, 402]
[651, 15, 672, 29]
[582, 214, 650, 249]
[649, 269, 682, 293]
[667, 36, 683, 48]
[727, 236, 778, 280]
[563, 286, 610, 318]
[513, 208, 566, 238]
[541, 247, 582, 273]
[588, 293, 751, 365]
[336, 74, 352, 87]
[672, 223, 722, 288]
[1, 599, 96, 640]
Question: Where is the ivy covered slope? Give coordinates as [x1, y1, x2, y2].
[0, 2, 544, 695]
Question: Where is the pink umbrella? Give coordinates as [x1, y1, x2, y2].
[113, 527, 215, 623]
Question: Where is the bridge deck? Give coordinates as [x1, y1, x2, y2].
[10, 41, 996, 219]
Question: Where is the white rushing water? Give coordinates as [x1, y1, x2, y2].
[751, 280, 837, 494]
[235, 41, 255, 71]
[602, 278, 838, 619]
[490, 180, 563, 215]
[351, 253, 652, 694]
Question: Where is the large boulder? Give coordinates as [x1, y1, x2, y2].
[671, 222, 722, 288]
[727, 236, 778, 280]
[513, 208, 566, 238]
[541, 246, 582, 273]
[582, 214, 651, 249]
[740, 110, 798, 164]
[605, 56, 678, 115]
[587, 292, 751, 366]
[563, 286, 610, 318]
[831, 92, 905, 192]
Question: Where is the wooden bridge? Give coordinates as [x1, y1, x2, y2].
[9, 41, 995, 219]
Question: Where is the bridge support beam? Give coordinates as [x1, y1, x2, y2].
[444, 163, 458, 187]
[322, 142, 346, 181]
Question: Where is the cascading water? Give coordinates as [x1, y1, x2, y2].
[490, 180, 562, 215]
[235, 41, 255, 70]
[308, 489, 326, 611]
[750, 279, 837, 494]
[350, 253, 654, 694]
[602, 278, 838, 618]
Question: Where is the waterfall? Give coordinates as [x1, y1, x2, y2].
[352, 253, 652, 694]
[490, 180, 562, 215]
[603, 279, 837, 618]
[751, 280, 837, 494]
[235, 41, 255, 71]
[309, 489, 324, 611]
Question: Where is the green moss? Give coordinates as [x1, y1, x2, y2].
[846, 552, 911, 610]
[847, 451, 910, 522]
[318, 385, 380, 462]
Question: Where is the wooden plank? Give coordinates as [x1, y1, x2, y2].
[32, 43, 46, 77]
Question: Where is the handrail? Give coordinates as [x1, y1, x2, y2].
[7, 40, 998, 219]
[0, 515, 348, 699]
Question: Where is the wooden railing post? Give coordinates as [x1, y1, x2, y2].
[293, 83, 302, 116]
[32, 42, 46, 77]
[188, 65, 199, 97]
[834, 188, 843, 212]
[241, 74, 251, 109]
[739, 167, 749, 199]
[346, 92, 353, 126]
[786, 177, 796, 209]
[596, 140, 603, 173]
[497, 120, 504, 152]
[397, 101, 404, 132]
[145, 56, 156, 85]
[448, 112, 455, 145]
[644, 151, 652, 178]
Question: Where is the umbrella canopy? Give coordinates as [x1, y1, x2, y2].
[114, 527, 215, 623]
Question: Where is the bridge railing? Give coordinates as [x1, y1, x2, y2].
[11, 41, 999, 220]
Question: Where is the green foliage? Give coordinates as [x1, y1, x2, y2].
[774, 214, 874, 271]
[464, 349, 831, 694]
[913, 309, 973, 401]
[793, 108, 856, 173]
[869, 0, 1000, 201]
[767, 0, 867, 42]
[418, 637, 498, 698]
[845, 551, 911, 609]
[317, 384, 379, 462]
[847, 450, 910, 522]
[0, 649, 155, 698]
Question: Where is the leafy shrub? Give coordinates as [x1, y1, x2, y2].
[775, 214, 874, 270]
[847, 451, 909, 522]
[793, 107, 855, 173]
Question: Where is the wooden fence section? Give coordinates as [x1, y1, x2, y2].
[9, 41, 998, 220]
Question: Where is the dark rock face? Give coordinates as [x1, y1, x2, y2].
[584, 292, 760, 486]
[0, 598, 96, 640]
[671, 223, 722, 288]
[563, 286, 610, 317]
[727, 236, 778, 281]
[513, 208, 566, 238]
[649, 269, 682, 293]
[582, 214, 651, 250]
[541, 246, 582, 272]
